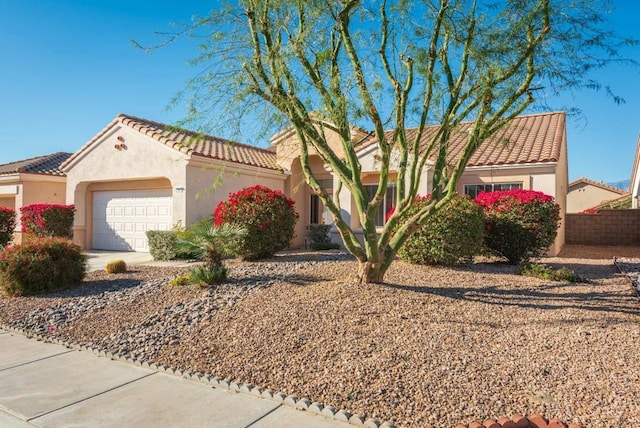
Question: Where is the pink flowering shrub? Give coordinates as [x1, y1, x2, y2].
[475, 189, 560, 265]
[0, 238, 85, 296]
[389, 195, 485, 265]
[0, 207, 16, 248]
[20, 204, 75, 239]
[214, 185, 298, 260]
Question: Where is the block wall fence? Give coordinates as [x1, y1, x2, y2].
[565, 209, 640, 245]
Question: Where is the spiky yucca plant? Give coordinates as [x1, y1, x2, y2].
[175, 222, 246, 285]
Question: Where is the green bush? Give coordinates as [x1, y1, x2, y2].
[520, 263, 585, 283]
[146, 230, 178, 261]
[20, 204, 75, 239]
[214, 185, 298, 260]
[306, 224, 340, 250]
[0, 207, 16, 248]
[189, 265, 228, 286]
[0, 238, 86, 297]
[475, 189, 560, 265]
[394, 195, 485, 265]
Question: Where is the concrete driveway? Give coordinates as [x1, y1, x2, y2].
[84, 251, 154, 271]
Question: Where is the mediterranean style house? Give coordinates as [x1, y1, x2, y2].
[0, 152, 72, 242]
[0, 111, 568, 255]
[271, 111, 568, 255]
[567, 177, 627, 213]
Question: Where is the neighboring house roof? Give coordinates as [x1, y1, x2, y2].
[0, 152, 73, 177]
[62, 114, 280, 171]
[582, 192, 632, 212]
[568, 177, 627, 195]
[358, 111, 565, 167]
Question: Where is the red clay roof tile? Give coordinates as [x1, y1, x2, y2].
[0, 152, 72, 177]
[358, 111, 565, 167]
[63, 114, 280, 171]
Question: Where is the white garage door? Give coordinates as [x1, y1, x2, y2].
[92, 189, 173, 251]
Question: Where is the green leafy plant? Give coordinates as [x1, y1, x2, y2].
[475, 190, 560, 265]
[189, 265, 228, 286]
[306, 224, 340, 250]
[167, 272, 192, 287]
[0, 207, 16, 248]
[104, 259, 127, 274]
[391, 195, 485, 265]
[0, 238, 86, 296]
[20, 204, 75, 239]
[214, 185, 298, 260]
[176, 222, 247, 285]
[520, 263, 586, 283]
[146, 230, 178, 261]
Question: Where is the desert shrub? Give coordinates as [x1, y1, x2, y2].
[174, 217, 217, 259]
[168, 272, 192, 287]
[306, 224, 340, 250]
[393, 195, 485, 265]
[214, 185, 298, 260]
[189, 265, 228, 286]
[104, 259, 127, 274]
[475, 189, 560, 265]
[0, 238, 86, 296]
[20, 204, 75, 239]
[146, 230, 177, 261]
[0, 207, 16, 248]
[520, 263, 585, 283]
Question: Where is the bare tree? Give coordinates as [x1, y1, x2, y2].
[150, 0, 634, 283]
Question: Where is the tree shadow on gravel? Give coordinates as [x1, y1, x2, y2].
[380, 281, 640, 317]
[229, 273, 324, 287]
[447, 260, 619, 281]
[38, 278, 145, 299]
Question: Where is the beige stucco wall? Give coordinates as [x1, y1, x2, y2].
[567, 183, 622, 213]
[0, 196, 15, 210]
[185, 158, 288, 226]
[0, 175, 66, 243]
[64, 124, 188, 249]
[553, 134, 569, 255]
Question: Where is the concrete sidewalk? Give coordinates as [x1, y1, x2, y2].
[0, 330, 350, 428]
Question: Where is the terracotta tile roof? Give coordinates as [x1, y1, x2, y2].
[63, 114, 280, 171]
[0, 152, 72, 177]
[358, 111, 565, 167]
[590, 192, 632, 210]
[568, 177, 627, 194]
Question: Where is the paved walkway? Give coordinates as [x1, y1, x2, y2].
[0, 330, 349, 427]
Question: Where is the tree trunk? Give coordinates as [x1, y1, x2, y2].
[356, 260, 387, 284]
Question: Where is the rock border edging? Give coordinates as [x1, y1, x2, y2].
[0, 323, 394, 427]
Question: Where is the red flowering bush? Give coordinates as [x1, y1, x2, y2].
[20, 204, 75, 239]
[214, 185, 298, 260]
[0, 238, 86, 296]
[475, 189, 560, 265]
[0, 207, 16, 248]
[391, 195, 485, 265]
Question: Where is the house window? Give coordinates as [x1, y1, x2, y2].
[364, 184, 396, 227]
[309, 179, 333, 224]
[310, 194, 320, 224]
[464, 182, 523, 199]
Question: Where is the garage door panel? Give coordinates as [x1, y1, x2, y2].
[92, 190, 172, 251]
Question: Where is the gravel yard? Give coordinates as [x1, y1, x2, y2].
[1, 248, 639, 427]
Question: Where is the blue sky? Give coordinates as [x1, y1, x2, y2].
[1, 1, 638, 186]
